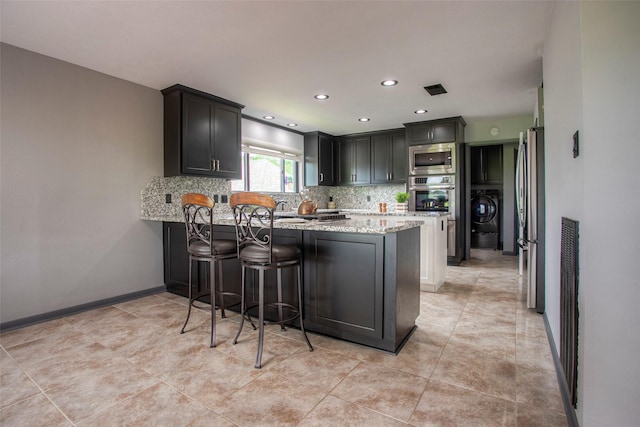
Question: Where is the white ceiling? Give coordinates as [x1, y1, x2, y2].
[0, 1, 552, 136]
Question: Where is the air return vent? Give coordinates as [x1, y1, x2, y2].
[424, 84, 447, 96]
[560, 217, 579, 408]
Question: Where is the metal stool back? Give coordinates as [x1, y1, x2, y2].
[230, 192, 313, 368]
[181, 193, 238, 347]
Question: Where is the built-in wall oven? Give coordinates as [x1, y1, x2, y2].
[409, 143, 456, 175]
[409, 175, 456, 257]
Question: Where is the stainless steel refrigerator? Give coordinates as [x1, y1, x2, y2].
[516, 127, 545, 313]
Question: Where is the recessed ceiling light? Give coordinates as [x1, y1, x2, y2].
[415, 109, 428, 114]
[381, 80, 398, 87]
[358, 117, 370, 122]
[314, 94, 329, 100]
[287, 123, 298, 127]
[263, 115, 275, 120]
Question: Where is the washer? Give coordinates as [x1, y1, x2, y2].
[471, 190, 500, 248]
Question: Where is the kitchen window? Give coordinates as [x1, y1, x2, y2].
[230, 144, 300, 193]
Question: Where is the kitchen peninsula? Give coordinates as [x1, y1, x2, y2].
[143, 208, 423, 353]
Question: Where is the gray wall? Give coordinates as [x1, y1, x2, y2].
[0, 44, 164, 324]
[544, 2, 640, 425]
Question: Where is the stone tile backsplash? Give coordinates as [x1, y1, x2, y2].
[140, 176, 408, 220]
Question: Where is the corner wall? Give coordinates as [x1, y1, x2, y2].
[0, 44, 165, 324]
[543, 2, 640, 425]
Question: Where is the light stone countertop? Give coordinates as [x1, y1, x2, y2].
[142, 212, 425, 234]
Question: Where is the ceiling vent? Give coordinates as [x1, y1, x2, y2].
[424, 84, 447, 96]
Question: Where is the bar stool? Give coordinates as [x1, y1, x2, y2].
[230, 192, 313, 368]
[180, 193, 238, 348]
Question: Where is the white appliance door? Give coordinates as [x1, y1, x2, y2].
[526, 128, 538, 309]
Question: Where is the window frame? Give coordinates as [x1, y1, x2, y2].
[232, 146, 301, 194]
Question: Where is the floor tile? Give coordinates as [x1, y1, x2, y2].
[214, 370, 326, 426]
[0, 349, 41, 409]
[268, 346, 360, 393]
[298, 395, 409, 426]
[76, 382, 233, 426]
[410, 380, 517, 426]
[331, 363, 428, 421]
[431, 335, 517, 401]
[0, 393, 71, 426]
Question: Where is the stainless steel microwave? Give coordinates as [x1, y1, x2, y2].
[409, 143, 456, 175]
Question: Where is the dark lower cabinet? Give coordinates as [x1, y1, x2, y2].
[163, 223, 420, 352]
[163, 222, 202, 298]
[303, 229, 420, 352]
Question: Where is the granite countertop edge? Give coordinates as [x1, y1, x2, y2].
[141, 213, 425, 234]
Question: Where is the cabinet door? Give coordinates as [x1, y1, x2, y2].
[304, 132, 334, 186]
[407, 125, 432, 145]
[318, 133, 335, 185]
[212, 103, 241, 179]
[484, 145, 503, 183]
[371, 133, 390, 184]
[337, 139, 354, 184]
[304, 232, 384, 339]
[431, 122, 456, 143]
[390, 131, 407, 182]
[182, 93, 214, 175]
[352, 136, 371, 185]
[163, 222, 209, 299]
[470, 146, 484, 184]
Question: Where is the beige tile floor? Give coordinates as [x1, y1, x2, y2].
[0, 249, 567, 426]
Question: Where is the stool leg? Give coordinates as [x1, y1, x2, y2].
[297, 263, 313, 352]
[218, 260, 226, 318]
[256, 269, 265, 369]
[277, 269, 285, 331]
[233, 265, 247, 345]
[210, 259, 217, 348]
[180, 257, 194, 334]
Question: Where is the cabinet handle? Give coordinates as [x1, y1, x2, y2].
[216, 159, 220, 171]
[320, 173, 324, 182]
[210, 158, 214, 171]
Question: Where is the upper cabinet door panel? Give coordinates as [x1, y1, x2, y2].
[431, 122, 456, 143]
[182, 94, 214, 175]
[212, 103, 241, 178]
[371, 134, 390, 183]
[407, 126, 431, 144]
[318, 133, 335, 185]
[337, 138, 354, 184]
[353, 136, 371, 185]
[390, 132, 407, 181]
[304, 132, 335, 186]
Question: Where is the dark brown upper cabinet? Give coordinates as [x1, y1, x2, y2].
[370, 130, 407, 184]
[337, 135, 371, 185]
[405, 119, 458, 146]
[304, 132, 335, 186]
[162, 84, 244, 179]
[471, 145, 503, 184]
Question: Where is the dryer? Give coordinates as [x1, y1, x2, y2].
[471, 190, 500, 248]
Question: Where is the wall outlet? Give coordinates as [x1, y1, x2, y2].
[221, 195, 228, 203]
[367, 195, 371, 202]
[213, 194, 219, 203]
[165, 194, 171, 203]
